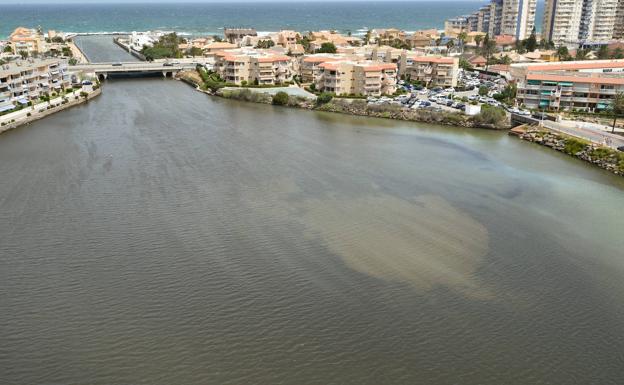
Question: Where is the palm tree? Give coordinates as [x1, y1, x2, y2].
[457, 32, 467, 53]
[474, 35, 482, 48]
[608, 92, 624, 133]
[446, 39, 455, 53]
[556, 46, 569, 61]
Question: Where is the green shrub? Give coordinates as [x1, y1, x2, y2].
[473, 105, 506, 126]
[272, 91, 289, 106]
[563, 137, 589, 155]
[316, 92, 333, 105]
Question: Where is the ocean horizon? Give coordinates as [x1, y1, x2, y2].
[0, 1, 544, 39]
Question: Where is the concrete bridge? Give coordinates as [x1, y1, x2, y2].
[71, 62, 198, 80]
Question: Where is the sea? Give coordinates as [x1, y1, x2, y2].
[0, 1, 544, 39]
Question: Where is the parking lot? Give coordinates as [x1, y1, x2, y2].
[365, 69, 532, 116]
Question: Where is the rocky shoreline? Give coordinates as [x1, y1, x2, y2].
[176, 70, 510, 131]
[513, 126, 624, 176]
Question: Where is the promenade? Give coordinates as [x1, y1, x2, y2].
[0, 88, 101, 134]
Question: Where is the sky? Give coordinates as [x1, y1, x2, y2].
[0, 0, 488, 3]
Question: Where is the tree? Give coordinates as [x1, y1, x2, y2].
[597, 45, 610, 60]
[524, 28, 537, 52]
[317, 42, 337, 53]
[611, 47, 624, 59]
[68, 58, 78, 65]
[3, 45, 13, 53]
[459, 57, 473, 71]
[18, 50, 29, 59]
[364, 30, 372, 45]
[575, 48, 589, 60]
[255, 39, 275, 49]
[297, 36, 311, 53]
[316, 92, 333, 105]
[608, 92, 624, 133]
[188, 47, 203, 57]
[474, 35, 483, 48]
[478, 85, 489, 96]
[446, 39, 455, 52]
[556, 46, 570, 61]
[272, 91, 289, 106]
[457, 32, 467, 52]
[481, 34, 496, 71]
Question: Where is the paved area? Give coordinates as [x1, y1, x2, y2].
[541, 120, 624, 149]
[224, 86, 316, 99]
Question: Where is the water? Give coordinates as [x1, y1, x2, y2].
[1, 1, 507, 38]
[1, 37, 624, 385]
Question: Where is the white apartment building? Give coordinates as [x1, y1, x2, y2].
[613, 0, 624, 39]
[446, 0, 536, 40]
[543, 0, 619, 47]
[500, 0, 537, 40]
[0, 59, 72, 113]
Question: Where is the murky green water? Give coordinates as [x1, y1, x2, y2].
[1, 39, 623, 385]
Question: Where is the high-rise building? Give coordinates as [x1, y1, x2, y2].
[500, 0, 537, 40]
[445, 0, 536, 41]
[543, 0, 618, 47]
[613, 0, 624, 39]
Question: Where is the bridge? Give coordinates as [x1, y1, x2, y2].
[71, 62, 198, 79]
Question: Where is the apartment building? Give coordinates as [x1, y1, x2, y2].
[0, 59, 71, 113]
[615, 0, 624, 39]
[446, 0, 536, 40]
[399, 54, 459, 87]
[405, 30, 439, 48]
[213, 49, 294, 85]
[543, 0, 619, 47]
[223, 28, 257, 45]
[300, 55, 347, 83]
[9, 27, 47, 55]
[501, 0, 537, 40]
[512, 60, 624, 111]
[314, 60, 397, 96]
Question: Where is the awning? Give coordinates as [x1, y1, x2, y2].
[17, 98, 28, 105]
[0, 104, 15, 112]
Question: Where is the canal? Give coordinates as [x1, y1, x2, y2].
[1, 37, 623, 385]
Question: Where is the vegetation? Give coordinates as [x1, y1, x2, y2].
[317, 42, 337, 54]
[198, 67, 227, 92]
[3, 45, 13, 53]
[142, 33, 184, 60]
[478, 85, 489, 96]
[316, 92, 334, 105]
[255, 39, 275, 49]
[473, 104, 506, 126]
[272, 91, 289, 105]
[563, 137, 589, 155]
[188, 47, 203, 57]
[608, 92, 624, 133]
[459, 57, 473, 71]
[556, 46, 571, 61]
[297, 36, 311, 53]
[480, 34, 497, 71]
